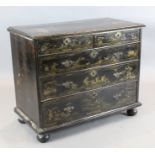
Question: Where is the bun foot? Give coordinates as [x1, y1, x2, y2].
[37, 133, 50, 143]
[18, 118, 26, 124]
[126, 108, 137, 116]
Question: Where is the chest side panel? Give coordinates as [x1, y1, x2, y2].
[10, 33, 40, 126]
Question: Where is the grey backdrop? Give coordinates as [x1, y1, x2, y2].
[0, 7, 155, 147]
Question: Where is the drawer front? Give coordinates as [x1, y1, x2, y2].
[39, 61, 139, 101]
[38, 35, 93, 55]
[41, 81, 137, 128]
[39, 43, 140, 77]
[94, 29, 140, 48]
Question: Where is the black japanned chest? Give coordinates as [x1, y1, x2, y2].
[8, 18, 145, 143]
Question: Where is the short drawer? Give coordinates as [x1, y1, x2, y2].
[94, 29, 140, 48]
[39, 43, 140, 76]
[39, 61, 139, 101]
[37, 34, 93, 55]
[41, 81, 137, 128]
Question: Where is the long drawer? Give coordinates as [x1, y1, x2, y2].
[37, 29, 140, 55]
[41, 81, 138, 128]
[39, 61, 139, 101]
[39, 43, 140, 77]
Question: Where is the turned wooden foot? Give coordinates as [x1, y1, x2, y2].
[37, 133, 50, 143]
[18, 118, 26, 124]
[126, 108, 137, 116]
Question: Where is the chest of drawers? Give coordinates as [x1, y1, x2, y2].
[8, 18, 145, 143]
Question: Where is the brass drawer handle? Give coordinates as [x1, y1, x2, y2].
[90, 70, 97, 77]
[90, 50, 98, 58]
[115, 32, 122, 39]
[63, 38, 71, 46]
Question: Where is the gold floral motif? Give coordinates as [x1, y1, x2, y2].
[43, 82, 57, 97]
[47, 105, 74, 121]
[127, 50, 137, 57]
[125, 66, 136, 79]
[48, 109, 54, 121]
[43, 87, 57, 96]
[104, 56, 110, 61]
[83, 75, 109, 86]
[113, 92, 123, 101]
[83, 77, 90, 86]
[113, 52, 123, 59]
[61, 60, 74, 67]
[95, 76, 101, 82]
[50, 63, 57, 74]
[100, 76, 109, 83]
[44, 65, 49, 72]
[113, 65, 136, 81]
[131, 33, 138, 40]
[92, 91, 98, 97]
[68, 57, 87, 70]
[62, 81, 77, 89]
[97, 59, 104, 65]
[111, 56, 119, 63]
[64, 105, 74, 113]
[125, 66, 133, 72]
[87, 40, 92, 45]
[113, 71, 125, 78]
[75, 57, 86, 64]
[97, 37, 104, 46]
[41, 43, 49, 52]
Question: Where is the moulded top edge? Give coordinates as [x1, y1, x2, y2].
[7, 18, 145, 39]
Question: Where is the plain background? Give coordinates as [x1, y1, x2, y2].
[0, 6, 155, 147]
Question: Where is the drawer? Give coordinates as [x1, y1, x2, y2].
[37, 34, 93, 55]
[41, 81, 137, 128]
[39, 61, 139, 101]
[94, 29, 140, 48]
[39, 43, 140, 77]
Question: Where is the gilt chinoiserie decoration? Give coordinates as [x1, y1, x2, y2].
[8, 18, 145, 143]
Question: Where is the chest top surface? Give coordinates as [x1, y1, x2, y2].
[7, 18, 145, 39]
